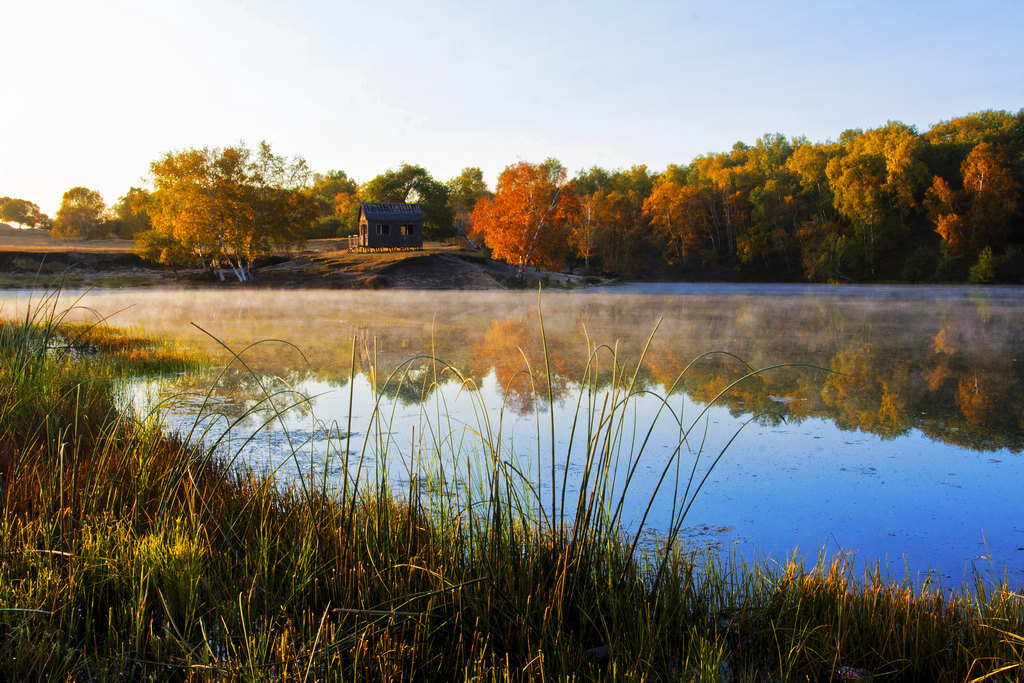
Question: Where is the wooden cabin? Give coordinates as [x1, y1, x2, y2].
[350, 202, 424, 251]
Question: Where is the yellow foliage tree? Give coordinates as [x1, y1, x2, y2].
[140, 142, 315, 281]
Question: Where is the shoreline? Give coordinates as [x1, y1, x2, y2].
[0, 237, 597, 290]
[4, 228, 1017, 291]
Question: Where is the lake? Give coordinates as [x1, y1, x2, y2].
[4, 283, 1023, 587]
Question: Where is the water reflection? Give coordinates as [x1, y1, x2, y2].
[14, 285, 1017, 451]
[3, 284, 1023, 585]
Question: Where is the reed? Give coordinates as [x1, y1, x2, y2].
[0, 291, 1021, 681]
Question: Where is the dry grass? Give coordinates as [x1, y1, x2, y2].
[0, 224, 137, 253]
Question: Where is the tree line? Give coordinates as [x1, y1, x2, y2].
[466, 110, 1024, 284]
[3, 108, 1021, 283]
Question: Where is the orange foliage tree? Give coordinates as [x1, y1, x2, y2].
[961, 142, 1019, 251]
[925, 175, 967, 254]
[642, 182, 713, 269]
[926, 142, 1019, 255]
[469, 160, 577, 279]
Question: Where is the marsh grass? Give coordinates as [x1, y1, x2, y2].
[0, 291, 1021, 681]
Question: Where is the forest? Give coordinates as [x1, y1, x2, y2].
[2, 108, 1022, 284]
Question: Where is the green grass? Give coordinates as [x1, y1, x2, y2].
[0, 273, 85, 289]
[0, 291, 1021, 681]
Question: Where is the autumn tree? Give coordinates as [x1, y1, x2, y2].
[112, 187, 152, 238]
[0, 198, 45, 230]
[604, 166, 655, 273]
[926, 142, 1020, 257]
[469, 159, 576, 279]
[566, 167, 609, 272]
[236, 141, 316, 268]
[139, 141, 315, 281]
[923, 109, 1024, 181]
[642, 181, 711, 270]
[565, 165, 655, 275]
[960, 143, 1019, 251]
[690, 145, 756, 257]
[825, 122, 929, 275]
[361, 164, 452, 239]
[52, 187, 106, 238]
[787, 139, 838, 222]
[826, 148, 887, 275]
[797, 219, 851, 282]
[925, 176, 966, 254]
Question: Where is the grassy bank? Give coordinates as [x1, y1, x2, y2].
[0, 298, 1021, 681]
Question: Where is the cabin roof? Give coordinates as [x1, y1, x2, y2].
[360, 202, 423, 222]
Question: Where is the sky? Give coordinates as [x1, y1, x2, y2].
[2, 0, 1023, 217]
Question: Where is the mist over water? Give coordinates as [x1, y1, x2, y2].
[4, 284, 1023, 586]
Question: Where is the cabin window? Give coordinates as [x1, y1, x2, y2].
[400, 224, 412, 235]
[377, 223, 390, 235]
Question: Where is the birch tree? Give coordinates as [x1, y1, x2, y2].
[469, 160, 576, 279]
[140, 142, 315, 280]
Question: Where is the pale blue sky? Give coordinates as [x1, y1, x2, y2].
[3, 0, 1022, 216]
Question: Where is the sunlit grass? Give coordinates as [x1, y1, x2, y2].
[0, 289, 1021, 680]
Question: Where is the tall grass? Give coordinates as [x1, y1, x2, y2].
[0, 291, 1021, 681]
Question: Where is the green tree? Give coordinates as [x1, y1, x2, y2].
[311, 170, 358, 207]
[969, 246, 996, 283]
[361, 164, 453, 239]
[446, 167, 491, 246]
[742, 177, 801, 273]
[309, 170, 360, 236]
[52, 187, 105, 239]
[925, 109, 1023, 147]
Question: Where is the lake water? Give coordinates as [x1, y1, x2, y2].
[4, 284, 1023, 588]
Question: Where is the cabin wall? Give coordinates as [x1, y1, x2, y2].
[358, 215, 423, 249]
